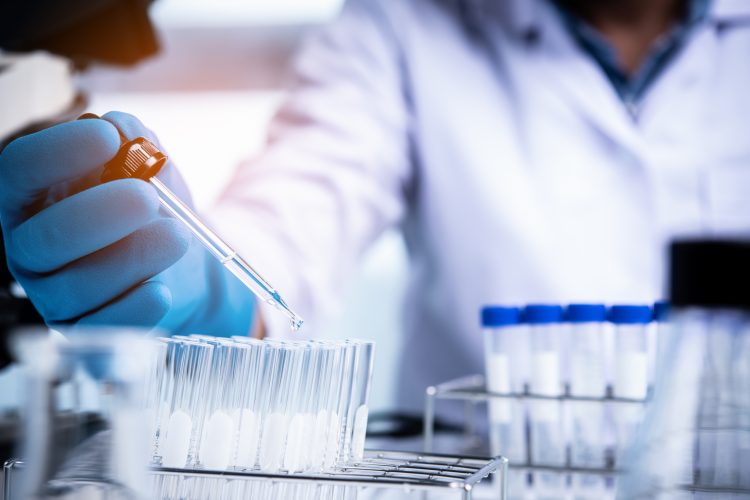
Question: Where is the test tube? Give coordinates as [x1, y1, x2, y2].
[525, 304, 566, 494]
[145, 339, 169, 464]
[159, 339, 214, 468]
[283, 343, 316, 472]
[344, 340, 375, 462]
[565, 304, 608, 496]
[193, 337, 238, 470]
[257, 341, 300, 472]
[334, 341, 358, 464]
[609, 305, 652, 468]
[311, 341, 341, 470]
[222, 341, 254, 470]
[79, 113, 303, 331]
[481, 306, 528, 497]
[302, 343, 332, 472]
[230, 337, 265, 469]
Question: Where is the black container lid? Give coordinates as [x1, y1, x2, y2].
[670, 240, 750, 310]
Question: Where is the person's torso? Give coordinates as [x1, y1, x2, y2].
[389, 0, 750, 410]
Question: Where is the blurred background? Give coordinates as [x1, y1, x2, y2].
[0, 0, 407, 417]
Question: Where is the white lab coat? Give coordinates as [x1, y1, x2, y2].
[206, 0, 750, 411]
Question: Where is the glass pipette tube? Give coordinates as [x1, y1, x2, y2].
[81, 111, 304, 331]
[150, 177, 304, 331]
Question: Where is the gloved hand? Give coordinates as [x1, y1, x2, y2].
[0, 111, 255, 336]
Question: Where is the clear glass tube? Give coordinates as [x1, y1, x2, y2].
[483, 321, 528, 497]
[346, 340, 374, 462]
[145, 339, 169, 465]
[612, 321, 649, 471]
[161, 339, 213, 468]
[528, 318, 565, 494]
[150, 177, 303, 331]
[229, 337, 265, 470]
[567, 319, 608, 495]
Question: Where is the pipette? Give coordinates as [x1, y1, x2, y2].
[81, 114, 304, 331]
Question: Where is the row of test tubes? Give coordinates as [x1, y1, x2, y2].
[482, 303, 665, 499]
[143, 335, 375, 477]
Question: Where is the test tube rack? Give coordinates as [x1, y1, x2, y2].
[423, 375, 750, 495]
[3, 450, 508, 500]
[423, 374, 645, 475]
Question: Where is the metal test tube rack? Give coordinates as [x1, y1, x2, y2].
[423, 375, 750, 495]
[423, 374, 645, 475]
[3, 450, 508, 500]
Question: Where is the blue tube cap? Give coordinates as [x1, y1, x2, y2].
[523, 304, 564, 324]
[653, 301, 670, 321]
[565, 304, 607, 323]
[608, 305, 653, 324]
[481, 306, 521, 327]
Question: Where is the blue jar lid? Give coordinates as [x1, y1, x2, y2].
[481, 306, 521, 327]
[608, 305, 653, 324]
[653, 301, 670, 321]
[523, 304, 564, 324]
[565, 304, 607, 323]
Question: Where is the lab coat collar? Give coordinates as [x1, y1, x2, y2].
[460, 0, 644, 156]
[465, 0, 750, 41]
[455, 0, 747, 158]
[471, 0, 543, 41]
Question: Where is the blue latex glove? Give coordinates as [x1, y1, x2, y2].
[0, 111, 255, 336]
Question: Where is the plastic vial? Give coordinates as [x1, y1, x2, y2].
[609, 305, 652, 468]
[566, 304, 608, 497]
[482, 306, 528, 498]
[525, 304, 566, 494]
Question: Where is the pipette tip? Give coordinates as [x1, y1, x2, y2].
[290, 316, 304, 332]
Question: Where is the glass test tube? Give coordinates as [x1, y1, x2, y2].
[223, 340, 254, 470]
[482, 307, 527, 460]
[307, 342, 332, 470]
[482, 306, 528, 499]
[160, 339, 214, 468]
[312, 341, 342, 470]
[283, 343, 314, 472]
[231, 337, 265, 469]
[346, 340, 375, 462]
[566, 304, 608, 497]
[145, 339, 169, 465]
[609, 305, 651, 468]
[194, 337, 237, 470]
[304, 344, 331, 472]
[334, 342, 358, 464]
[525, 305, 566, 493]
[258, 341, 299, 472]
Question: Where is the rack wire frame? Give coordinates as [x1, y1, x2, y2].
[422, 374, 646, 474]
[4, 450, 508, 500]
[423, 375, 750, 495]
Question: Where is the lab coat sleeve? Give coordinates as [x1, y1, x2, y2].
[205, 0, 412, 338]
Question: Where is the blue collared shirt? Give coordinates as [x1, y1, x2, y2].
[552, 0, 711, 105]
